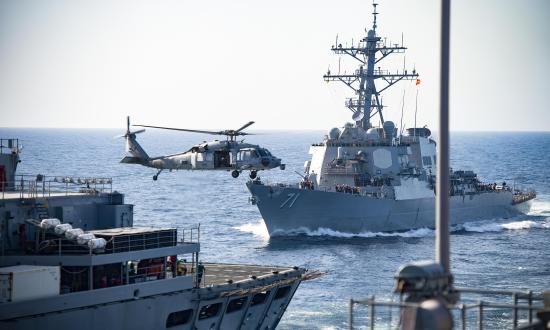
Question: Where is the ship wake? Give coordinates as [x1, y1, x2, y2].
[234, 216, 550, 239]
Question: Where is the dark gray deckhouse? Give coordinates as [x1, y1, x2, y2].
[246, 5, 536, 236]
[0, 138, 320, 330]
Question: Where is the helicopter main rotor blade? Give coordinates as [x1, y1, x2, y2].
[234, 121, 255, 133]
[133, 124, 223, 135]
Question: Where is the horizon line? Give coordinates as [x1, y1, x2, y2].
[0, 126, 549, 133]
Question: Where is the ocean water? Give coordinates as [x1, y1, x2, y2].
[1, 128, 549, 329]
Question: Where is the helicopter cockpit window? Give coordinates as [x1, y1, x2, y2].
[237, 150, 259, 161]
[258, 149, 268, 157]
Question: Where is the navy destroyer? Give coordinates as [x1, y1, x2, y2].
[0, 138, 320, 329]
[246, 6, 535, 236]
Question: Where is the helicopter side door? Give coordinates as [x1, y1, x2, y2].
[214, 150, 231, 168]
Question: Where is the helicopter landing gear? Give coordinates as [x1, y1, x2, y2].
[153, 169, 163, 181]
[249, 170, 257, 179]
[231, 170, 240, 178]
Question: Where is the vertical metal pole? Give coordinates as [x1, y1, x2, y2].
[477, 301, 483, 330]
[388, 302, 392, 330]
[528, 290, 533, 324]
[461, 304, 466, 330]
[89, 266, 93, 290]
[369, 295, 375, 330]
[348, 299, 354, 330]
[436, 0, 451, 273]
[512, 293, 518, 328]
[163, 257, 167, 279]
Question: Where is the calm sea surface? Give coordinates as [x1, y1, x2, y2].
[1, 128, 549, 329]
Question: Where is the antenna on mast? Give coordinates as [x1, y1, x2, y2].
[323, 2, 419, 129]
[372, 2, 378, 31]
[399, 90, 406, 137]
[414, 89, 419, 141]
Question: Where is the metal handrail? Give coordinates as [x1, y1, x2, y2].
[349, 287, 546, 330]
[181, 225, 201, 244]
[37, 230, 186, 256]
[1, 174, 113, 200]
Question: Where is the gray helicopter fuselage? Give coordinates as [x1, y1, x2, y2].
[119, 117, 285, 178]
[122, 136, 282, 172]
[147, 140, 282, 171]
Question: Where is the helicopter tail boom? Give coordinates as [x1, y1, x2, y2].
[120, 156, 147, 165]
[120, 116, 150, 164]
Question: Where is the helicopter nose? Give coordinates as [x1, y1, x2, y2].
[273, 157, 282, 167]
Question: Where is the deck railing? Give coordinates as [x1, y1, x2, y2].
[29, 222, 200, 256]
[1, 174, 113, 199]
[348, 287, 546, 329]
[181, 225, 201, 244]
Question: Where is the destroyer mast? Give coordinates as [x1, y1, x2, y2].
[323, 3, 419, 130]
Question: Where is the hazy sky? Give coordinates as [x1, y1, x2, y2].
[1, 0, 549, 131]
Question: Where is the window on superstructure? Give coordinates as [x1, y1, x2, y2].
[166, 309, 193, 328]
[226, 297, 248, 313]
[198, 303, 222, 320]
[422, 156, 432, 166]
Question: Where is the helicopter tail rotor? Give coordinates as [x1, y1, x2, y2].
[117, 116, 150, 161]
[115, 116, 145, 139]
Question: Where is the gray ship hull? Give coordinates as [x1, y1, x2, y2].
[247, 182, 531, 235]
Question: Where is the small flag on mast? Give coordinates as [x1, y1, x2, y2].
[415, 79, 421, 85]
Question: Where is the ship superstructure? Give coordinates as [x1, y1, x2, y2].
[0, 138, 318, 330]
[246, 4, 535, 235]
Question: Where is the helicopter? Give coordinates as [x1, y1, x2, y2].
[118, 117, 285, 180]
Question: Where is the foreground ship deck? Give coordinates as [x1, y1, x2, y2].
[0, 138, 319, 330]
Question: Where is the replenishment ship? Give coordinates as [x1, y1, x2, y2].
[0, 138, 319, 330]
[247, 6, 535, 235]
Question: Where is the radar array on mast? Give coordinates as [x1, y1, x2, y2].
[323, 3, 419, 129]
